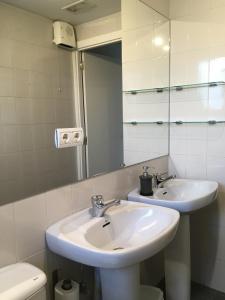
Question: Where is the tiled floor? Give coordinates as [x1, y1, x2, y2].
[158, 281, 225, 300]
[191, 282, 225, 300]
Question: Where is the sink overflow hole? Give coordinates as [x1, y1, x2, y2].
[163, 191, 167, 195]
[113, 247, 124, 251]
[102, 221, 110, 228]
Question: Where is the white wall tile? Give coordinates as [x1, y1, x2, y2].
[170, 138, 187, 155]
[71, 180, 94, 212]
[207, 157, 225, 185]
[122, 26, 153, 63]
[92, 172, 120, 201]
[23, 250, 47, 273]
[186, 155, 207, 179]
[171, 100, 209, 121]
[0, 203, 16, 267]
[171, 21, 210, 54]
[45, 185, 74, 225]
[14, 194, 47, 260]
[187, 139, 207, 156]
[186, 124, 208, 140]
[13, 69, 29, 98]
[0, 39, 12, 68]
[209, 46, 225, 82]
[0, 98, 16, 125]
[169, 155, 187, 178]
[171, 50, 210, 86]
[0, 67, 13, 96]
[11, 41, 35, 71]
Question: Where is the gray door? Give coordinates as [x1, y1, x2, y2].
[82, 46, 123, 177]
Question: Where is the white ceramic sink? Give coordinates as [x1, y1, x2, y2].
[46, 200, 179, 269]
[128, 178, 218, 300]
[128, 179, 218, 213]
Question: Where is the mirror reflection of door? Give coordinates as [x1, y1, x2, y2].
[81, 42, 123, 177]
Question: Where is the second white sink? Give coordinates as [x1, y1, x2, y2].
[128, 179, 218, 213]
[128, 178, 218, 300]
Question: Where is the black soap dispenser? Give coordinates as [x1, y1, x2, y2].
[139, 166, 153, 196]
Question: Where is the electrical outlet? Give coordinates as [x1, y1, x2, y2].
[55, 128, 84, 148]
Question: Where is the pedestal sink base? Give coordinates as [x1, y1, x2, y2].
[100, 264, 140, 300]
[165, 215, 191, 300]
[100, 264, 164, 300]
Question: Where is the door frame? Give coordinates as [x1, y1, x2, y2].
[72, 38, 122, 180]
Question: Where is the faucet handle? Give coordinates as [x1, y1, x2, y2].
[91, 195, 104, 207]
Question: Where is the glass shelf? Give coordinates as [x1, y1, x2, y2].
[123, 81, 225, 95]
[123, 121, 167, 125]
[124, 87, 169, 94]
[123, 120, 225, 125]
[171, 120, 225, 125]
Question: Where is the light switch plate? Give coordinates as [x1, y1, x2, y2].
[55, 128, 84, 148]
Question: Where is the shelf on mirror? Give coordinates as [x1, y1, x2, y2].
[123, 120, 225, 125]
[123, 121, 168, 125]
[170, 81, 225, 91]
[123, 81, 225, 95]
[171, 120, 225, 125]
[123, 87, 169, 94]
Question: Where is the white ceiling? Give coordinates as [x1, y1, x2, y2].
[1, 0, 121, 25]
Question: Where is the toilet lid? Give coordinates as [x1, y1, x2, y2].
[0, 263, 47, 299]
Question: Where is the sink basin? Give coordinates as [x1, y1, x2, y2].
[128, 179, 218, 213]
[46, 200, 179, 269]
[46, 200, 179, 300]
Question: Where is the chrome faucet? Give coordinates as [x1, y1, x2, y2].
[91, 195, 121, 217]
[153, 173, 176, 188]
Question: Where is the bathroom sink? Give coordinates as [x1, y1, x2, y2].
[128, 178, 218, 300]
[46, 200, 179, 269]
[128, 179, 218, 213]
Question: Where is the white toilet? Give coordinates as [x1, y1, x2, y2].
[0, 263, 47, 300]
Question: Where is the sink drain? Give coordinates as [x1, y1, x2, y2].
[113, 247, 124, 251]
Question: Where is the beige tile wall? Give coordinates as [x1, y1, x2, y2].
[0, 156, 168, 299]
[0, 2, 76, 205]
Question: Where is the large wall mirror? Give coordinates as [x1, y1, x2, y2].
[82, 0, 170, 176]
[0, 0, 170, 205]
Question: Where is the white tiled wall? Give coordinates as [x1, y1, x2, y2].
[169, 0, 225, 292]
[122, 0, 170, 90]
[122, 0, 170, 165]
[0, 156, 168, 299]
